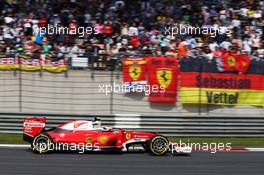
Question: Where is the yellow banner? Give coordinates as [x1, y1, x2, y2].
[20, 65, 41, 71]
[19, 59, 41, 71]
[0, 58, 18, 70]
[180, 87, 264, 106]
[0, 64, 17, 70]
[43, 65, 67, 73]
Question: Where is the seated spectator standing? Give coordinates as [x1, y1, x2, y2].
[0, 0, 262, 68]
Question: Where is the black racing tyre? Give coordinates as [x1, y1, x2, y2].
[31, 134, 53, 154]
[149, 135, 169, 156]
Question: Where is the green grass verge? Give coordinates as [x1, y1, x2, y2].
[0, 133, 26, 144]
[0, 133, 263, 147]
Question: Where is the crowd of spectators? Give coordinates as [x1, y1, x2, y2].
[0, 0, 263, 64]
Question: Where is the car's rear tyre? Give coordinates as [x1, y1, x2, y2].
[149, 135, 169, 156]
[31, 134, 53, 154]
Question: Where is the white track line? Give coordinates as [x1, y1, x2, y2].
[0, 144, 30, 148]
[246, 148, 264, 151]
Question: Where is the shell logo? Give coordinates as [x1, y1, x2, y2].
[98, 136, 108, 145]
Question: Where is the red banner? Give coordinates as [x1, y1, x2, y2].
[122, 58, 147, 83]
[181, 72, 264, 90]
[19, 58, 41, 71]
[43, 59, 67, 73]
[235, 54, 250, 73]
[146, 56, 178, 102]
[221, 51, 250, 73]
[0, 58, 18, 70]
[180, 72, 264, 106]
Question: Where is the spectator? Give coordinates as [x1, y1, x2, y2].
[0, 0, 262, 62]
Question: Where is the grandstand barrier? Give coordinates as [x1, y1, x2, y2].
[0, 57, 263, 137]
[0, 112, 264, 137]
[0, 70, 263, 116]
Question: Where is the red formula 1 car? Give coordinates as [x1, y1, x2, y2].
[23, 117, 170, 156]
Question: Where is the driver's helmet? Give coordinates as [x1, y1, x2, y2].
[92, 117, 101, 129]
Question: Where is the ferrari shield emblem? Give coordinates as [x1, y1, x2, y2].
[227, 56, 236, 67]
[156, 69, 172, 89]
[129, 64, 141, 81]
[86, 138, 93, 144]
[126, 133, 131, 139]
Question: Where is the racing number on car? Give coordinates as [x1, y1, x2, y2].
[126, 133, 131, 139]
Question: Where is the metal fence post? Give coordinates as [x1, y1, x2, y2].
[198, 58, 203, 115]
[110, 70, 114, 114]
[19, 57, 22, 112]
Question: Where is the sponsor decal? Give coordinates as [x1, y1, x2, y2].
[23, 121, 45, 127]
[86, 138, 93, 144]
[126, 133, 131, 139]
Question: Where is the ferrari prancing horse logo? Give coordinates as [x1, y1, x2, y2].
[156, 69, 172, 89]
[129, 63, 141, 81]
[227, 56, 236, 67]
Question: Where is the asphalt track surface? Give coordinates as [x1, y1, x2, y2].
[0, 148, 263, 175]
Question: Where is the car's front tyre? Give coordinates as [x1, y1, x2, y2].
[149, 135, 169, 156]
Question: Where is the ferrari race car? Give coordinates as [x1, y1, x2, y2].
[23, 117, 191, 156]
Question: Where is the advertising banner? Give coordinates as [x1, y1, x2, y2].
[71, 57, 89, 68]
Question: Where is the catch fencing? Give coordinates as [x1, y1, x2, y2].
[0, 70, 263, 116]
[0, 61, 263, 136]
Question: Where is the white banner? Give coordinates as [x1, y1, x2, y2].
[71, 57, 89, 68]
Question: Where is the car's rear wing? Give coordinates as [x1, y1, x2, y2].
[23, 117, 46, 141]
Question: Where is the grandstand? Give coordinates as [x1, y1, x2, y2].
[0, 0, 263, 136]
